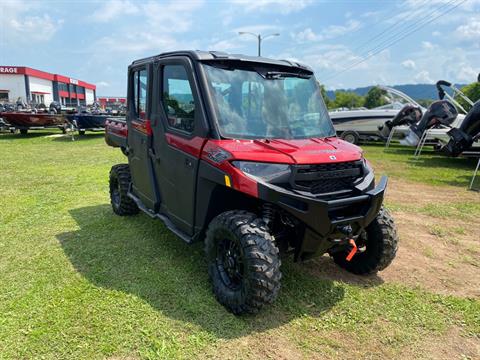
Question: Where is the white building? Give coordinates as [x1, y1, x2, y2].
[0, 66, 96, 106]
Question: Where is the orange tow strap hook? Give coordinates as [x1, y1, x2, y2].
[346, 239, 357, 262]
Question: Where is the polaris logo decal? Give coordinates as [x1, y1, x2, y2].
[329, 155, 337, 160]
[306, 149, 337, 154]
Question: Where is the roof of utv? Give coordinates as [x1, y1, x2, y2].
[130, 50, 313, 73]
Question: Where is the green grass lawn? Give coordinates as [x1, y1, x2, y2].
[363, 142, 479, 188]
[0, 132, 478, 359]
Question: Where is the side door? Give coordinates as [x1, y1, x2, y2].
[151, 58, 208, 235]
[127, 65, 158, 210]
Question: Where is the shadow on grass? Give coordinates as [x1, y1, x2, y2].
[371, 144, 477, 187]
[56, 204, 383, 339]
[51, 132, 105, 142]
[408, 155, 477, 187]
[300, 256, 385, 287]
[0, 131, 60, 139]
[411, 155, 477, 170]
[378, 146, 418, 156]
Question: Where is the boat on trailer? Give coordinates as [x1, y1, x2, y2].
[329, 86, 424, 144]
[65, 102, 125, 135]
[65, 113, 111, 135]
[0, 111, 67, 134]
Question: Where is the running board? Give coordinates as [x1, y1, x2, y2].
[127, 192, 193, 244]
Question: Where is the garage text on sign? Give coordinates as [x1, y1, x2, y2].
[0, 67, 18, 74]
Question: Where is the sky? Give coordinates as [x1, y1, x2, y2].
[1, 0, 479, 96]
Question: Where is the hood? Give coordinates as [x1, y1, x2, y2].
[208, 137, 363, 164]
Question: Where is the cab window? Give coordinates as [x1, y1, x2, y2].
[132, 69, 148, 119]
[162, 65, 195, 133]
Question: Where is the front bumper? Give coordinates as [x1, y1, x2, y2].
[257, 176, 388, 260]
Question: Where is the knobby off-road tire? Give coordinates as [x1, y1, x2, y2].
[109, 164, 139, 216]
[333, 206, 398, 275]
[205, 210, 282, 315]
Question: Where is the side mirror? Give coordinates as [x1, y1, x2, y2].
[477, 73, 480, 83]
[167, 105, 176, 116]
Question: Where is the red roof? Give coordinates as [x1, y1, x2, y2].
[0, 66, 96, 90]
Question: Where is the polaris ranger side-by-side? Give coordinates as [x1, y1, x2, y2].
[105, 51, 398, 314]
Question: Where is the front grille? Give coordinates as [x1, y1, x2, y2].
[292, 160, 363, 195]
[296, 161, 361, 174]
[296, 178, 356, 194]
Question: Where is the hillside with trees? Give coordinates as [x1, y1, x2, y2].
[322, 82, 478, 110]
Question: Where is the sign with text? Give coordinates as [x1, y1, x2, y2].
[0, 67, 19, 74]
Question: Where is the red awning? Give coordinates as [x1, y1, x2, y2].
[31, 91, 50, 94]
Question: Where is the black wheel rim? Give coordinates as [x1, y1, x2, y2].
[216, 236, 244, 290]
[111, 178, 121, 208]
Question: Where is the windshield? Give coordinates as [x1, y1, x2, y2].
[203, 63, 335, 139]
[375, 87, 421, 110]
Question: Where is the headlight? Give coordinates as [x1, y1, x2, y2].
[232, 161, 291, 183]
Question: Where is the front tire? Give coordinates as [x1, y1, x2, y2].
[109, 164, 139, 216]
[333, 207, 398, 274]
[19, 129, 28, 135]
[205, 210, 281, 315]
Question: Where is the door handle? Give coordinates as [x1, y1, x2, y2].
[148, 148, 160, 162]
[185, 158, 193, 168]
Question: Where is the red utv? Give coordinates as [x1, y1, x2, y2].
[105, 51, 398, 314]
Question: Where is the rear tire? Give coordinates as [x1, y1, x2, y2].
[109, 164, 139, 216]
[341, 131, 360, 144]
[205, 210, 281, 315]
[78, 130, 86, 136]
[333, 207, 398, 274]
[19, 129, 28, 135]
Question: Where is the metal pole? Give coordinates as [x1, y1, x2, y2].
[258, 35, 262, 57]
[238, 32, 278, 57]
[469, 157, 480, 191]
